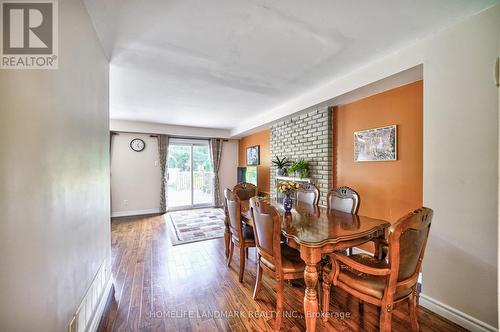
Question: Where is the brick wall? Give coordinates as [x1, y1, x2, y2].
[270, 107, 332, 206]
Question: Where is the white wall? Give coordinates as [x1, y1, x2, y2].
[231, 4, 500, 330]
[110, 124, 239, 215]
[421, 7, 499, 328]
[0, 0, 110, 331]
[111, 133, 161, 216]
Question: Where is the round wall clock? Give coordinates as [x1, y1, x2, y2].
[130, 138, 146, 152]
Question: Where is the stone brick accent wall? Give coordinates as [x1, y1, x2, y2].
[270, 107, 332, 206]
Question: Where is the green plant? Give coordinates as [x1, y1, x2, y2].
[271, 156, 291, 169]
[288, 159, 310, 178]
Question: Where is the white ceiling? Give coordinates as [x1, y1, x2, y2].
[83, 0, 497, 130]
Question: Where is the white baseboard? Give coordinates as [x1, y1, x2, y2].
[419, 294, 498, 332]
[111, 208, 160, 218]
[351, 247, 371, 255]
[68, 261, 113, 332]
[87, 277, 113, 332]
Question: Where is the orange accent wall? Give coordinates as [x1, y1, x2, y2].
[238, 129, 271, 193]
[334, 80, 423, 224]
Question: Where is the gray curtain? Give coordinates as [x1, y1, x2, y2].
[158, 135, 169, 213]
[209, 138, 224, 207]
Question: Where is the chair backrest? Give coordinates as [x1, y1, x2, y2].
[326, 186, 360, 214]
[249, 197, 282, 270]
[224, 188, 243, 240]
[223, 193, 230, 228]
[296, 183, 320, 205]
[233, 182, 258, 201]
[388, 207, 433, 283]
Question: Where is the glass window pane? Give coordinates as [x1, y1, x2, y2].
[193, 145, 214, 205]
[167, 145, 192, 207]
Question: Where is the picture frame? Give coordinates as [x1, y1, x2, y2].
[354, 125, 397, 162]
[246, 145, 260, 165]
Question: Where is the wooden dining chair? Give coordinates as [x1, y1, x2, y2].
[233, 182, 258, 201]
[233, 182, 258, 257]
[296, 183, 320, 205]
[326, 186, 360, 214]
[249, 197, 306, 331]
[223, 193, 232, 259]
[322, 207, 433, 332]
[225, 189, 256, 283]
[327, 186, 360, 256]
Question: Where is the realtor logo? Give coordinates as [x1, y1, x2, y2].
[1, 0, 58, 69]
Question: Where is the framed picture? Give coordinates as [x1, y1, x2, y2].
[354, 125, 397, 162]
[246, 145, 260, 165]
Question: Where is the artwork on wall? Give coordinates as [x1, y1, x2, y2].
[246, 145, 260, 165]
[354, 125, 397, 162]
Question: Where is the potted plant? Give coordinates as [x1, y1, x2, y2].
[288, 159, 310, 179]
[277, 180, 300, 212]
[271, 156, 291, 176]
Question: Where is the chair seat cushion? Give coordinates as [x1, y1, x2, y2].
[261, 244, 306, 274]
[242, 224, 254, 239]
[348, 253, 389, 269]
[338, 254, 411, 300]
[232, 224, 255, 244]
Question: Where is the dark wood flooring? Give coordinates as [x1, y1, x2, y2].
[98, 214, 467, 332]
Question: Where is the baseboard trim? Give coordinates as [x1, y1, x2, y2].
[111, 209, 160, 218]
[68, 261, 112, 332]
[351, 247, 372, 255]
[419, 294, 498, 332]
[88, 277, 113, 332]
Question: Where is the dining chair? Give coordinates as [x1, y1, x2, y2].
[233, 182, 258, 201]
[225, 189, 256, 283]
[223, 194, 231, 259]
[296, 183, 320, 205]
[233, 182, 258, 259]
[322, 207, 433, 332]
[326, 186, 360, 214]
[326, 186, 360, 256]
[249, 197, 305, 331]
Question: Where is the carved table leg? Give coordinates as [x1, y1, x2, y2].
[321, 268, 331, 322]
[301, 248, 322, 332]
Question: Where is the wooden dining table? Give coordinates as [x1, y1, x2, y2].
[240, 199, 390, 332]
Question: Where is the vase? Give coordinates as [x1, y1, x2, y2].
[283, 194, 293, 212]
[276, 168, 285, 176]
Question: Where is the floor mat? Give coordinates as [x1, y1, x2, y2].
[168, 208, 225, 246]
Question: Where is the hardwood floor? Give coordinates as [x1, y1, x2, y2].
[98, 214, 467, 332]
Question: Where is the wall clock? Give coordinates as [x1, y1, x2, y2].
[130, 138, 146, 152]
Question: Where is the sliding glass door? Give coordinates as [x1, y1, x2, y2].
[167, 144, 192, 208]
[192, 145, 215, 205]
[167, 140, 214, 210]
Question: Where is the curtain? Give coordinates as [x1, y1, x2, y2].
[158, 135, 169, 213]
[209, 138, 224, 207]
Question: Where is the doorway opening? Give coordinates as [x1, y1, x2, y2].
[167, 139, 214, 210]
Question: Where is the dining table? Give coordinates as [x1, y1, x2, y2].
[240, 198, 390, 332]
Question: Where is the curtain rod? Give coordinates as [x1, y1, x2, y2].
[151, 134, 229, 142]
[110, 130, 229, 141]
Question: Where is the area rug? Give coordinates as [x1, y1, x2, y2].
[168, 208, 226, 246]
